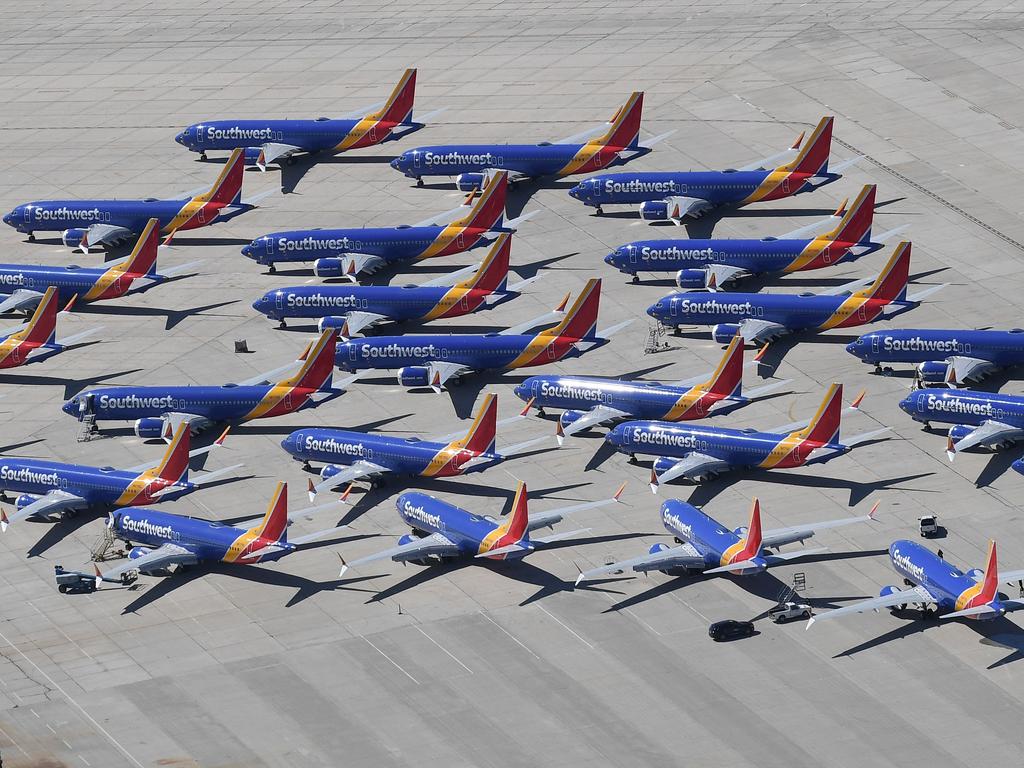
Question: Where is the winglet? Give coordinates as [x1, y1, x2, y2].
[307, 478, 317, 503]
[340, 483, 354, 505]
[297, 341, 313, 362]
[833, 197, 849, 218]
[868, 500, 880, 520]
[93, 563, 103, 589]
[430, 370, 443, 393]
[613, 481, 627, 502]
[790, 130, 805, 151]
[946, 434, 957, 462]
[214, 426, 231, 447]
[62, 294, 78, 313]
[555, 419, 565, 446]
[0, 508, 8, 533]
[554, 291, 571, 314]
[753, 343, 769, 362]
[707, 272, 718, 291]
[648, 467, 659, 494]
[519, 396, 535, 417]
[338, 553, 349, 578]
[850, 389, 866, 409]
[805, 616, 816, 630]
[162, 230, 176, 248]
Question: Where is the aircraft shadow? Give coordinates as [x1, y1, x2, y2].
[973, 445, 1024, 489]
[504, 179, 578, 219]
[25, 510, 101, 558]
[0, 368, 144, 400]
[75, 300, 242, 331]
[278, 154, 399, 195]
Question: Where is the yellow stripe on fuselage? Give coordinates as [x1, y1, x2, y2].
[223, 529, 261, 563]
[243, 384, 295, 421]
[815, 294, 872, 331]
[740, 170, 790, 204]
[421, 285, 474, 320]
[663, 388, 706, 421]
[781, 238, 831, 273]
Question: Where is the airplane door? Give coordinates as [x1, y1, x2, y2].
[283, 392, 293, 411]
[460, 295, 469, 312]
[822, 246, 833, 264]
[348, 345, 357, 362]
[917, 397, 926, 415]
[871, 335, 879, 355]
[197, 207, 207, 224]
[547, 343, 557, 360]
[456, 233, 465, 249]
[670, 300, 678, 317]
[23, 207, 31, 225]
[413, 151, 421, 169]
[782, 178, 791, 194]
[368, 125, 378, 143]
[857, 305, 868, 322]
[628, 245, 638, 265]
[275, 292, 284, 311]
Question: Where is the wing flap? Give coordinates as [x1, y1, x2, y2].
[338, 533, 459, 575]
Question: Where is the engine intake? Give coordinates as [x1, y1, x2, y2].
[314, 257, 346, 278]
[134, 418, 166, 440]
[62, 228, 87, 249]
[712, 323, 742, 345]
[397, 366, 430, 388]
[639, 201, 668, 221]
[455, 172, 486, 193]
[916, 360, 950, 385]
[676, 269, 709, 290]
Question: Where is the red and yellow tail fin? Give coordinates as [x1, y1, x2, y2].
[825, 184, 875, 246]
[153, 423, 191, 484]
[454, 234, 511, 295]
[702, 333, 744, 398]
[202, 148, 245, 206]
[248, 481, 289, 544]
[280, 330, 337, 392]
[500, 481, 530, 543]
[121, 218, 161, 277]
[792, 383, 843, 445]
[779, 116, 833, 176]
[590, 91, 644, 150]
[453, 171, 507, 230]
[854, 241, 911, 304]
[736, 498, 763, 561]
[457, 393, 498, 455]
[368, 68, 417, 125]
[17, 286, 60, 346]
[546, 278, 601, 342]
[977, 539, 1000, 604]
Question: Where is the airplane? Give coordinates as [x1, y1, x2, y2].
[646, 242, 945, 346]
[846, 328, 1024, 386]
[2, 148, 266, 251]
[605, 382, 889, 490]
[575, 496, 877, 585]
[61, 330, 358, 437]
[898, 388, 1024, 461]
[389, 91, 673, 187]
[337, 479, 625, 577]
[250, 233, 534, 333]
[0, 287, 102, 370]
[567, 116, 859, 221]
[807, 539, 1024, 627]
[282, 393, 548, 498]
[335, 277, 632, 391]
[0, 219, 199, 313]
[76, 481, 347, 587]
[240, 171, 532, 275]
[0, 423, 239, 531]
[512, 333, 789, 442]
[603, 184, 905, 287]
[174, 69, 438, 170]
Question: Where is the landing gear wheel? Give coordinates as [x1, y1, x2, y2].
[537, 407, 546, 417]
[267, 264, 276, 274]
[58, 584, 68, 594]
[27, 232, 35, 242]
[199, 152, 207, 161]
[278, 319, 287, 330]
[416, 178, 424, 187]
[595, 206, 603, 216]
[631, 275, 639, 284]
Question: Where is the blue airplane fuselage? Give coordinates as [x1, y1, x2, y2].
[0, 264, 156, 304]
[569, 171, 809, 207]
[336, 334, 580, 373]
[176, 120, 378, 153]
[62, 385, 310, 423]
[390, 143, 625, 179]
[0, 459, 189, 505]
[659, 499, 766, 571]
[848, 329, 1024, 366]
[280, 429, 501, 476]
[648, 291, 876, 331]
[899, 389, 1024, 428]
[253, 284, 460, 322]
[396, 492, 528, 559]
[888, 540, 1000, 614]
[4, 199, 210, 235]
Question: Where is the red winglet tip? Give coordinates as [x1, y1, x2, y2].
[62, 295, 78, 313]
[791, 130, 806, 150]
[850, 389, 866, 409]
[340, 483, 353, 503]
[555, 292, 570, 313]
[519, 396, 535, 417]
[215, 426, 230, 446]
[613, 481, 626, 501]
[868, 500, 880, 519]
[753, 344, 769, 362]
[834, 197, 849, 217]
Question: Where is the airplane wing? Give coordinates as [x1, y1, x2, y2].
[257, 142, 304, 170]
[417, 262, 484, 288]
[123, 428, 231, 473]
[55, 325, 104, 348]
[818, 277, 875, 297]
[709, 379, 791, 412]
[650, 453, 731, 491]
[332, 253, 387, 282]
[804, 427, 890, 465]
[338, 532, 460, 576]
[575, 542, 705, 584]
[665, 196, 715, 223]
[771, 391, 866, 434]
[0, 490, 89, 530]
[422, 361, 474, 393]
[556, 404, 632, 443]
[95, 543, 198, 584]
[339, 311, 388, 338]
[705, 547, 829, 574]
[161, 412, 213, 440]
[0, 289, 47, 314]
[807, 585, 935, 627]
[702, 264, 750, 291]
[943, 356, 997, 387]
[761, 502, 878, 549]
[526, 482, 625, 531]
[735, 318, 789, 345]
[947, 420, 1024, 460]
[78, 223, 134, 252]
[307, 460, 391, 498]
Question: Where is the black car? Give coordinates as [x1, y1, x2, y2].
[708, 619, 755, 641]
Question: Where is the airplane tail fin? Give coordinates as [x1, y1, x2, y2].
[546, 278, 601, 342]
[204, 148, 246, 206]
[736, 498, 764, 561]
[500, 481, 531, 544]
[122, 218, 161, 277]
[279, 330, 337, 392]
[592, 92, 644, 150]
[454, 234, 511, 295]
[18, 286, 60, 346]
[794, 383, 844, 445]
[153, 423, 192, 485]
[453, 171, 507, 230]
[778, 116, 833, 176]
[857, 241, 911, 303]
[247, 481, 290, 544]
[825, 184, 875, 246]
[457, 393, 498, 455]
[977, 539, 1000, 604]
[702, 333, 745, 398]
[368, 68, 417, 125]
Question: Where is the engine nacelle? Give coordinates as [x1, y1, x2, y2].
[62, 228, 87, 249]
[638, 200, 668, 221]
[652, 456, 680, 476]
[134, 418, 166, 440]
[15, 494, 40, 510]
[879, 584, 903, 598]
[948, 424, 975, 444]
[313, 257, 346, 278]
[128, 546, 154, 561]
[712, 323, 742, 345]
[455, 173, 487, 193]
[558, 410, 588, 430]
[732, 526, 748, 537]
[398, 533, 418, 547]
[916, 360, 950, 385]
[320, 464, 344, 481]
[243, 146, 264, 166]
[676, 269, 709, 290]
[648, 542, 671, 556]
[965, 568, 984, 579]
[397, 366, 430, 388]
[317, 316, 348, 333]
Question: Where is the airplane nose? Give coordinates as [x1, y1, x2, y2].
[61, 399, 76, 416]
[241, 244, 254, 258]
[568, 185, 581, 199]
[604, 252, 617, 266]
[898, 395, 914, 413]
[280, 434, 295, 454]
[512, 383, 527, 400]
[845, 341, 857, 355]
[390, 158, 401, 170]
[605, 427, 622, 447]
